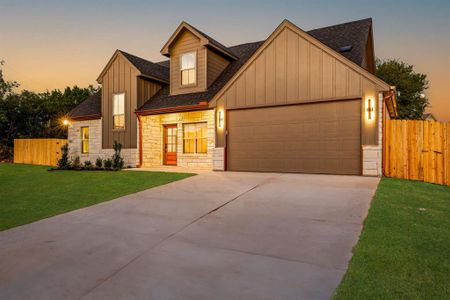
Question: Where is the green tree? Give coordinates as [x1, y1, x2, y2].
[0, 60, 99, 161]
[376, 59, 429, 119]
[0, 60, 19, 99]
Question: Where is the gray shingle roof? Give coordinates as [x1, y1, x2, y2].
[68, 90, 102, 119]
[307, 18, 372, 66]
[71, 18, 373, 118]
[186, 23, 238, 60]
[119, 50, 170, 83]
[137, 41, 264, 112]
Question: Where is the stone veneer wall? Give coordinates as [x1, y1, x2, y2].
[212, 147, 225, 171]
[140, 110, 216, 169]
[67, 118, 138, 167]
[362, 93, 383, 177]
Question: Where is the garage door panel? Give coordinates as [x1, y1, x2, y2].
[227, 100, 361, 174]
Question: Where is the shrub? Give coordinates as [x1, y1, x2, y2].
[104, 158, 113, 170]
[84, 160, 93, 170]
[71, 156, 81, 169]
[0, 145, 13, 163]
[57, 144, 70, 169]
[112, 141, 124, 170]
[95, 157, 103, 168]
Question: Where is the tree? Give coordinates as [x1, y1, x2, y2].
[0, 60, 19, 100]
[0, 60, 99, 161]
[376, 59, 429, 120]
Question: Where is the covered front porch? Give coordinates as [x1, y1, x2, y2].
[139, 109, 216, 170]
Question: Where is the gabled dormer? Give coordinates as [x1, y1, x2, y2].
[161, 22, 238, 96]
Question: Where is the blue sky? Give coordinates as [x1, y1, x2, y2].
[1, 0, 449, 119]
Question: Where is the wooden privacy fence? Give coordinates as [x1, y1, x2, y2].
[14, 139, 67, 166]
[384, 120, 450, 186]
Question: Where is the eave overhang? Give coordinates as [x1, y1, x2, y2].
[136, 102, 210, 116]
[69, 114, 102, 121]
[160, 22, 238, 61]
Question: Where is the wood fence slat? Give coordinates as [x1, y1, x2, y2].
[13, 139, 67, 166]
[385, 119, 391, 176]
[417, 121, 424, 181]
[444, 123, 449, 185]
[430, 122, 435, 183]
[423, 121, 429, 183]
[436, 122, 444, 184]
[396, 121, 403, 179]
[408, 121, 416, 180]
[402, 120, 409, 178]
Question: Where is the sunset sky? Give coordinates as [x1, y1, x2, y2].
[1, 0, 449, 120]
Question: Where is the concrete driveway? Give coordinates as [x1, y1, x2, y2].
[0, 172, 379, 300]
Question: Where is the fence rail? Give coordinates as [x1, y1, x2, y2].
[14, 139, 67, 166]
[384, 120, 450, 186]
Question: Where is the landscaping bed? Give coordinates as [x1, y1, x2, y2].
[0, 163, 193, 231]
[334, 178, 450, 299]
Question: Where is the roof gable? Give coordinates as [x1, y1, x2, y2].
[96, 50, 169, 84]
[210, 19, 390, 106]
[137, 41, 263, 113]
[74, 18, 389, 119]
[160, 21, 238, 60]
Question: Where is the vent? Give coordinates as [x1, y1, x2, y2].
[339, 45, 353, 52]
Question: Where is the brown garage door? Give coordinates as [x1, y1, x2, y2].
[227, 100, 361, 175]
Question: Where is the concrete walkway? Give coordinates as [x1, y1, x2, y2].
[0, 172, 379, 300]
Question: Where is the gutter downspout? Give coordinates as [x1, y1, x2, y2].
[137, 114, 143, 168]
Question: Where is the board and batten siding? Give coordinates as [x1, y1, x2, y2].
[207, 49, 230, 87]
[214, 26, 384, 147]
[101, 53, 161, 149]
[137, 77, 162, 109]
[170, 30, 207, 95]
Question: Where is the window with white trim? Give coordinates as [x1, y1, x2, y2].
[113, 93, 125, 129]
[183, 123, 207, 154]
[81, 127, 89, 154]
[181, 52, 196, 85]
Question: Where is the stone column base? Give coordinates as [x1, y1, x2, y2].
[213, 147, 225, 171]
[362, 145, 382, 177]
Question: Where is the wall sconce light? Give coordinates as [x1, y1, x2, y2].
[218, 109, 224, 129]
[366, 99, 374, 120]
[62, 119, 70, 126]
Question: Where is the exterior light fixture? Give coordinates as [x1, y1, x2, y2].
[366, 99, 374, 120]
[62, 119, 70, 126]
[218, 109, 224, 129]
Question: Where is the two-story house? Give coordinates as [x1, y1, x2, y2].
[68, 18, 397, 176]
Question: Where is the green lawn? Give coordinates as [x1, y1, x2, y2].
[334, 178, 450, 299]
[0, 163, 194, 231]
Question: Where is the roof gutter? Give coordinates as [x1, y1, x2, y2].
[69, 114, 102, 121]
[135, 102, 210, 116]
[383, 87, 398, 118]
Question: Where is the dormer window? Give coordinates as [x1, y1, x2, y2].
[181, 52, 196, 86]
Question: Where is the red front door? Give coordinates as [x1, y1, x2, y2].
[164, 125, 177, 165]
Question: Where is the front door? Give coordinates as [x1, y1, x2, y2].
[164, 125, 177, 165]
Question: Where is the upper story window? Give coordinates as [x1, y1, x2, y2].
[113, 93, 125, 130]
[181, 52, 196, 86]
